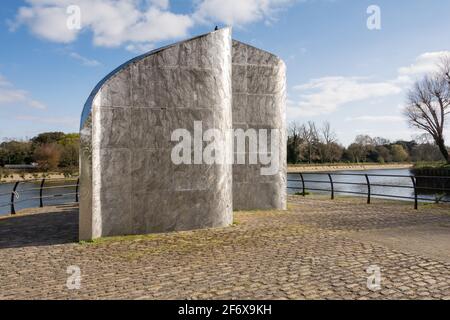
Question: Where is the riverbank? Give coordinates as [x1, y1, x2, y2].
[288, 163, 413, 173]
[0, 172, 78, 183]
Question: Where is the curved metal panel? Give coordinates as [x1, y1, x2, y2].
[80, 28, 233, 240]
[231, 40, 287, 210]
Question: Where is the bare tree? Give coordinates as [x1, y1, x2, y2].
[439, 55, 450, 85]
[300, 121, 319, 164]
[319, 122, 340, 163]
[404, 74, 450, 163]
[320, 121, 337, 145]
[287, 121, 303, 163]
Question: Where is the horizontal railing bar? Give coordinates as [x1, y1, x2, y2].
[326, 181, 367, 186]
[369, 183, 414, 189]
[290, 186, 450, 203]
[17, 185, 78, 193]
[299, 172, 450, 180]
[370, 193, 416, 200]
[331, 190, 369, 196]
[0, 178, 78, 185]
[30, 193, 79, 200]
[290, 179, 427, 191]
[288, 179, 368, 187]
[287, 186, 332, 193]
[415, 186, 450, 192]
[302, 179, 333, 184]
[288, 179, 450, 192]
[298, 187, 333, 193]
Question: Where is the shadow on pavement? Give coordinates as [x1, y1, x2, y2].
[0, 204, 78, 249]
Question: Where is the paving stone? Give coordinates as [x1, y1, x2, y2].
[0, 197, 449, 299]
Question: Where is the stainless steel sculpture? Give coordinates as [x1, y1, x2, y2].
[232, 40, 287, 210]
[80, 28, 286, 240]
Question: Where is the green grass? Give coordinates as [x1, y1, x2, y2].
[413, 161, 450, 169]
[288, 162, 412, 167]
[79, 233, 160, 245]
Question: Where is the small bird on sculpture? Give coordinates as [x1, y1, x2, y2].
[214, 26, 218, 31]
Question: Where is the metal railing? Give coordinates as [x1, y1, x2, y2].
[0, 178, 79, 215]
[288, 172, 450, 209]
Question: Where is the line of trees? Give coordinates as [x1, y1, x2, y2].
[287, 121, 447, 164]
[0, 132, 79, 171]
[289, 55, 450, 165]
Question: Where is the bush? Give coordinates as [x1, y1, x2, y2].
[33, 144, 61, 171]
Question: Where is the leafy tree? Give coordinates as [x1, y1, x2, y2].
[0, 140, 32, 165]
[390, 144, 409, 162]
[346, 143, 365, 163]
[376, 145, 392, 163]
[59, 141, 79, 167]
[31, 132, 66, 148]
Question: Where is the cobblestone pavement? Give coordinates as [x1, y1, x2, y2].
[0, 196, 449, 300]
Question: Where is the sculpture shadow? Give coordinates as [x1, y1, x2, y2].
[0, 204, 78, 249]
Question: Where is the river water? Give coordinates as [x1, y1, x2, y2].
[0, 168, 448, 216]
[288, 168, 450, 203]
[0, 179, 78, 216]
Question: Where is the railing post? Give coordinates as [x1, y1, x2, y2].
[410, 176, 418, 210]
[39, 178, 45, 208]
[328, 173, 334, 200]
[10, 181, 20, 215]
[75, 178, 80, 203]
[365, 174, 371, 204]
[299, 173, 306, 197]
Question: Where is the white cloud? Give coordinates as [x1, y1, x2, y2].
[193, 0, 296, 26]
[11, 0, 194, 49]
[345, 115, 404, 123]
[289, 50, 450, 117]
[398, 51, 450, 76]
[69, 52, 101, 66]
[10, 0, 296, 50]
[125, 42, 155, 54]
[9, 5, 78, 43]
[0, 74, 47, 109]
[289, 76, 402, 116]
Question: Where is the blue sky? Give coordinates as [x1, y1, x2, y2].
[1, 0, 449, 145]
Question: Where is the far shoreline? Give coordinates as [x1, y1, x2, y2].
[0, 163, 415, 183]
[288, 163, 413, 173]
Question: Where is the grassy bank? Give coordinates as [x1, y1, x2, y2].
[413, 161, 450, 169]
[288, 163, 413, 173]
[0, 170, 78, 183]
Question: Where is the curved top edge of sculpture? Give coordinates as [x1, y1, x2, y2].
[79, 27, 230, 130]
[79, 27, 284, 130]
[232, 39, 285, 65]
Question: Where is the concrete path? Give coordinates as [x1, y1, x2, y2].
[0, 196, 449, 299]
